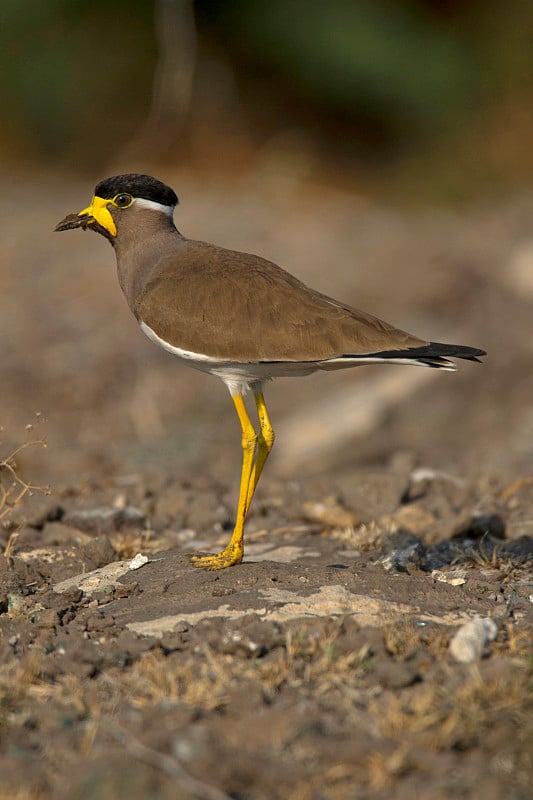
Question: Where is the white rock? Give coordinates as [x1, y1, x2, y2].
[449, 617, 498, 663]
[431, 569, 466, 586]
[128, 553, 149, 570]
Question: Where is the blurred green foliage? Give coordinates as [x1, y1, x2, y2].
[0, 0, 532, 186]
[0, 0, 155, 161]
[207, 0, 476, 139]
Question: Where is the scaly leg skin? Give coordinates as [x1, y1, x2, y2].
[244, 391, 275, 515]
[192, 393, 257, 570]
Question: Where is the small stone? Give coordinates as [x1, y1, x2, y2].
[380, 504, 436, 535]
[449, 617, 498, 663]
[2, 495, 62, 531]
[452, 512, 506, 540]
[86, 612, 116, 631]
[448, 576, 466, 586]
[175, 528, 197, 543]
[500, 535, 533, 562]
[491, 603, 509, 619]
[82, 537, 117, 568]
[112, 493, 127, 510]
[431, 570, 466, 586]
[40, 522, 92, 546]
[159, 633, 185, 653]
[403, 468, 466, 502]
[128, 553, 149, 570]
[38, 588, 83, 614]
[382, 541, 426, 572]
[7, 594, 27, 615]
[302, 496, 357, 528]
[373, 661, 420, 689]
[62, 507, 120, 533]
[155, 485, 228, 530]
[115, 582, 140, 599]
[118, 506, 145, 529]
[31, 608, 60, 629]
[114, 630, 156, 656]
[94, 589, 114, 605]
[212, 586, 235, 597]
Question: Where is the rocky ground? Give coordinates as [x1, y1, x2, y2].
[0, 166, 532, 798]
[1, 462, 531, 799]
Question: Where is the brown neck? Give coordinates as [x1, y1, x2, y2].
[113, 209, 185, 311]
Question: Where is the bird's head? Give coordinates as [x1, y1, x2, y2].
[54, 174, 179, 244]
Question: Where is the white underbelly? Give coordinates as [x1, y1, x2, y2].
[139, 320, 318, 395]
[139, 320, 434, 396]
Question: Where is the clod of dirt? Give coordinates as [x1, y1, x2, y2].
[452, 511, 506, 540]
[379, 503, 437, 535]
[381, 540, 426, 573]
[3, 495, 63, 531]
[302, 495, 358, 528]
[153, 484, 230, 531]
[30, 607, 60, 630]
[372, 660, 421, 689]
[220, 619, 283, 656]
[336, 470, 410, 522]
[81, 536, 117, 568]
[62, 505, 145, 534]
[402, 468, 467, 504]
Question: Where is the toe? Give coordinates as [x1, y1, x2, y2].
[191, 548, 243, 570]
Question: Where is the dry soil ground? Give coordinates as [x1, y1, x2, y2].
[0, 164, 532, 799]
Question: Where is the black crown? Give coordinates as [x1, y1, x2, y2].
[94, 174, 178, 207]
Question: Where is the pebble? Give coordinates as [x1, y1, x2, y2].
[452, 511, 506, 540]
[431, 569, 466, 586]
[82, 536, 117, 568]
[129, 553, 149, 570]
[373, 660, 420, 689]
[62, 505, 145, 534]
[379, 503, 436, 534]
[381, 541, 426, 572]
[31, 608, 60, 629]
[302, 496, 357, 528]
[449, 617, 498, 663]
[4, 496, 62, 531]
[62, 507, 119, 533]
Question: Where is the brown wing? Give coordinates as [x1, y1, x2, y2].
[135, 239, 426, 362]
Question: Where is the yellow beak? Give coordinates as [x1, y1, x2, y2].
[78, 195, 117, 237]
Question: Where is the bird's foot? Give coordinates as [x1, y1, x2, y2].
[191, 544, 243, 571]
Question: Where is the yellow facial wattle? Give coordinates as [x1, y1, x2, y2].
[78, 195, 117, 237]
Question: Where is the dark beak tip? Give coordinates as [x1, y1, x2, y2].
[54, 213, 88, 232]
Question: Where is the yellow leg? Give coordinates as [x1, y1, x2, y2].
[192, 394, 257, 570]
[244, 391, 275, 514]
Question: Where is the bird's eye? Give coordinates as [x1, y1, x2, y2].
[113, 193, 133, 209]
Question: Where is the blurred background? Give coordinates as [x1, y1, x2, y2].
[1, 0, 532, 488]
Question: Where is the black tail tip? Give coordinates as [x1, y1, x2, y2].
[428, 343, 487, 363]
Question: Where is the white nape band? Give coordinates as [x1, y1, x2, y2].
[135, 198, 175, 216]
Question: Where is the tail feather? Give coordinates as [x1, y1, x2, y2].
[366, 342, 486, 369]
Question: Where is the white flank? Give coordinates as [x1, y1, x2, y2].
[139, 320, 456, 397]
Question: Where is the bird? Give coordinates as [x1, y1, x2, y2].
[55, 174, 486, 570]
